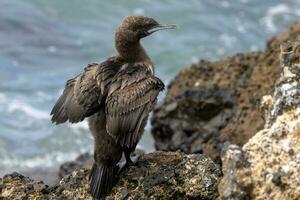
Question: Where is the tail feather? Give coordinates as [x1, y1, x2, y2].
[88, 163, 117, 199]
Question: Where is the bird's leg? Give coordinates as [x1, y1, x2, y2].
[124, 147, 141, 166]
[117, 148, 140, 174]
[125, 150, 134, 165]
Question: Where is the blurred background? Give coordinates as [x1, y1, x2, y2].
[0, 0, 299, 183]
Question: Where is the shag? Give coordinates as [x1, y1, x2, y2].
[51, 16, 175, 199]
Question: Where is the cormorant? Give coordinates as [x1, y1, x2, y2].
[50, 16, 176, 199]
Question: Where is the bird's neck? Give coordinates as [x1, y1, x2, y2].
[115, 32, 151, 63]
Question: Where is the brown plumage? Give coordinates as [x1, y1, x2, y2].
[50, 16, 175, 199]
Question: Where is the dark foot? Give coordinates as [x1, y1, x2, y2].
[117, 154, 140, 174]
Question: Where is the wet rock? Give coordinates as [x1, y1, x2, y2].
[1, 151, 221, 199]
[218, 40, 300, 199]
[152, 21, 300, 162]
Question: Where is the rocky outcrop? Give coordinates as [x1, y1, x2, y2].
[218, 40, 300, 199]
[151, 21, 300, 162]
[0, 151, 221, 200]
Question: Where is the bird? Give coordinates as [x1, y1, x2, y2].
[50, 16, 176, 199]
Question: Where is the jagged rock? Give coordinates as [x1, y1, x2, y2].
[0, 172, 48, 200]
[151, 21, 300, 163]
[58, 149, 145, 179]
[218, 144, 251, 200]
[1, 151, 221, 200]
[152, 86, 236, 163]
[218, 40, 300, 199]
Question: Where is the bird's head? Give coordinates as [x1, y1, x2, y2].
[116, 16, 176, 41]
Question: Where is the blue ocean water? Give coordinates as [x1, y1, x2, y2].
[0, 0, 299, 179]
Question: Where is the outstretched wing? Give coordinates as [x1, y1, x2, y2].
[105, 63, 164, 148]
[51, 59, 121, 124]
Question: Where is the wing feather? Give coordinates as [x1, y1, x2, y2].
[51, 59, 121, 124]
[105, 63, 164, 148]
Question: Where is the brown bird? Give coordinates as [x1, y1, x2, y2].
[50, 16, 175, 199]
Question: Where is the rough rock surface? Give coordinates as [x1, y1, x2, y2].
[59, 149, 145, 179]
[0, 151, 221, 200]
[151, 21, 300, 162]
[218, 40, 300, 199]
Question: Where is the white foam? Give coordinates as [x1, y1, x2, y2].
[36, 91, 52, 101]
[250, 45, 258, 51]
[0, 93, 49, 119]
[261, 4, 290, 32]
[6, 100, 49, 119]
[190, 56, 199, 64]
[237, 25, 246, 33]
[220, 1, 230, 8]
[0, 93, 8, 104]
[47, 45, 57, 53]
[1, 151, 85, 169]
[133, 8, 145, 15]
[219, 34, 237, 47]
[70, 120, 89, 130]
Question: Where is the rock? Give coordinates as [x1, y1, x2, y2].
[0, 172, 48, 200]
[59, 152, 93, 179]
[108, 151, 221, 200]
[218, 144, 251, 200]
[151, 21, 300, 162]
[1, 151, 221, 200]
[152, 86, 236, 163]
[58, 149, 145, 179]
[19, 166, 60, 186]
[218, 40, 300, 199]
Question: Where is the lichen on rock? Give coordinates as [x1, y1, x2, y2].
[219, 39, 300, 200]
[0, 172, 48, 200]
[109, 151, 221, 200]
[1, 151, 221, 200]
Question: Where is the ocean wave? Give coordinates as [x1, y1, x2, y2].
[36, 91, 53, 101]
[133, 8, 145, 15]
[0, 93, 8, 102]
[219, 34, 237, 47]
[7, 100, 49, 119]
[69, 120, 89, 130]
[0, 150, 89, 174]
[0, 93, 49, 119]
[261, 3, 300, 33]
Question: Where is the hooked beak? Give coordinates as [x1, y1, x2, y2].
[147, 24, 177, 35]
